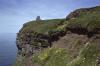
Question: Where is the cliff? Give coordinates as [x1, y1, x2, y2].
[14, 6, 100, 66]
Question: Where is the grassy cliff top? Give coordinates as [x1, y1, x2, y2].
[67, 6, 100, 32]
[19, 19, 66, 34]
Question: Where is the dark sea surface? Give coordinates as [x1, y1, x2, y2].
[0, 33, 17, 66]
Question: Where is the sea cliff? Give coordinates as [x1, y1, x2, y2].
[14, 6, 100, 66]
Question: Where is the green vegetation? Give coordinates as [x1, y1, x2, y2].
[20, 19, 66, 34]
[32, 48, 71, 66]
[32, 42, 100, 66]
[67, 42, 100, 66]
[67, 6, 100, 32]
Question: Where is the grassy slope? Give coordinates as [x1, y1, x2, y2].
[19, 19, 66, 34]
[67, 6, 100, 32]
[32, 48, 71, 66]
[32, 42, 100, 66]
[67, 43, 100, 66]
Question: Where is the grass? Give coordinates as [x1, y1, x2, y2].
[32, 42, 100, 66]
[33, 43, 100, 66]
[67, 42, 100, 66]
[67, 7, 100, 32]
[20, 19, 66, 34]
[32, 48, 71, 66]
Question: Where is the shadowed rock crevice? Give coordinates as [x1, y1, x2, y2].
[66, 26, 100, 38]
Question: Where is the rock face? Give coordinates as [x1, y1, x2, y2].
[16, 32, 49, 56]
[16, 30, 67, 56]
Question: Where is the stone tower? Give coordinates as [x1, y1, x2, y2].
[36, 16, 41, 22]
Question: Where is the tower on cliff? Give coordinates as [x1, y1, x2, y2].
[36, 16, 41, 22]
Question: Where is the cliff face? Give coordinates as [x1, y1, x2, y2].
[16, 19, 66, 57]
[15, 6, 100, 66]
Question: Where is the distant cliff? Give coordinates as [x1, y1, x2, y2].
[14, 6, 100, 66]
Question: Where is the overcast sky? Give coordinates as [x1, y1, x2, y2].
[0, 0, 100, 33]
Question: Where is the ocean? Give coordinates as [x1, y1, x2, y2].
[0, 33, 17, 66]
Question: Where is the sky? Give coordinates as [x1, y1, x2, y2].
[0, 0, 100, 33]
